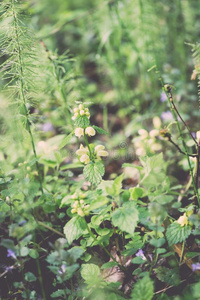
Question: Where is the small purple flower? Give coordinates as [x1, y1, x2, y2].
[7, 249, 17, 260]
[19, 220, 26, 226]
[42, 122, 54, 133]
[161, 111, 173, 121]
[136, 249, 146, 260]
[160, 92, 167, 103]
[192, 263, 200, 272]
[58, 264, 66, 274]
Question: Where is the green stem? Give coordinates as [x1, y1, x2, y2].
[12, 1, 43, 193]
[84, 133, 92, 157]
[83, 217, 128, 275]
[34, 235, 47, 300]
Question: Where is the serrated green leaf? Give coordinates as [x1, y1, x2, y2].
[112, 202, 138, 235]
[81, 263, 102, 287]
[156, 267, 180, 286]
[75, 116, 90, 128]
[93, 125, 109, 135]
[59, 132, 74, 150]
[131, 275, 154, 300]
[166, 222, 191, 246]
[64, 216, 87, 245]
[83, 161, 105, 185]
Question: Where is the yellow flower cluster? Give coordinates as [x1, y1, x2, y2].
[72, 104, 109, 165]
[72, 104, 90, 121]
[71, 198, 90, 217]
[76, 144, 108, 164]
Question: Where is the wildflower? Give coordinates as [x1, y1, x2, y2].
[80, 154, 90, 164]
[160, 92, 167, 102]
[80, 110, 85, 116]
[161, 111, 173, 121]
[149, 129, 159, 138]
[7, 249, 17, 260]
[176, 213, 188, 227]
[77, 207, 85, 217]
[135, 249, 146, 260]
[75, 127, 84, 138]
[58, 264, 66, 274]
[85, 127, 96, 137]
[196, 131, 200, 142]
[76, 144, 88, 156]
[95, 145, 108, 157]
[191, 263, 200, 272]
[153, 116, 161, 129]
[138, 129, 148, 139]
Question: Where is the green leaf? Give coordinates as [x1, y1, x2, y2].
[101, 261, 118, 269]
[64, 216, 87, 245]
[192, 282, 200, 298]
[29, 249, 39, 259]
[83, 161, 105, 185]
[156, 267, 180, 286]
[166, 222, 191, 246]
[112, 202, 138, 235]
[81, 263, 102, 288]
[75, 116, 90, 128]
[51, 290, 66, 298]
[130, 187, 144, 200]
[25, 272, 37, 282]
[59, 132, 74, 149]
[106, 174, 124, 197]
[122, 234, 143, 256]
[131, 275, 154, 300]
[93, 125, 109, 135]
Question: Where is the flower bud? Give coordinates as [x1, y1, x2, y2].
[153, 117, 161, 129]
[71, 208, 77, 214]
[80, 110, 85, 116]
[79, 104, 84, 110]
[77, 208, 85, 217]
[85, 127, 96, 137]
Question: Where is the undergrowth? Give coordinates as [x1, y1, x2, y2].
[0, 1, 200, 300]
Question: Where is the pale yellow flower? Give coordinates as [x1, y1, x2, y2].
[85, 127, 96, 136]
[176, 213, 188, 227]
[149, 129, 159, 138]
[138, 129, 148, 139]
[153, 116, 162, 129]
[76, 144, 88, 156]
[71, 208, 77, 214]
[79, 104, 84, 110]
[80, 154, 90, 164]
[77, 207, 85, 217]
[196, 131, 200, 142]
[75, 127, 84, 138]
[95, 145, 108, 157]
[95, 145, 105, 152]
